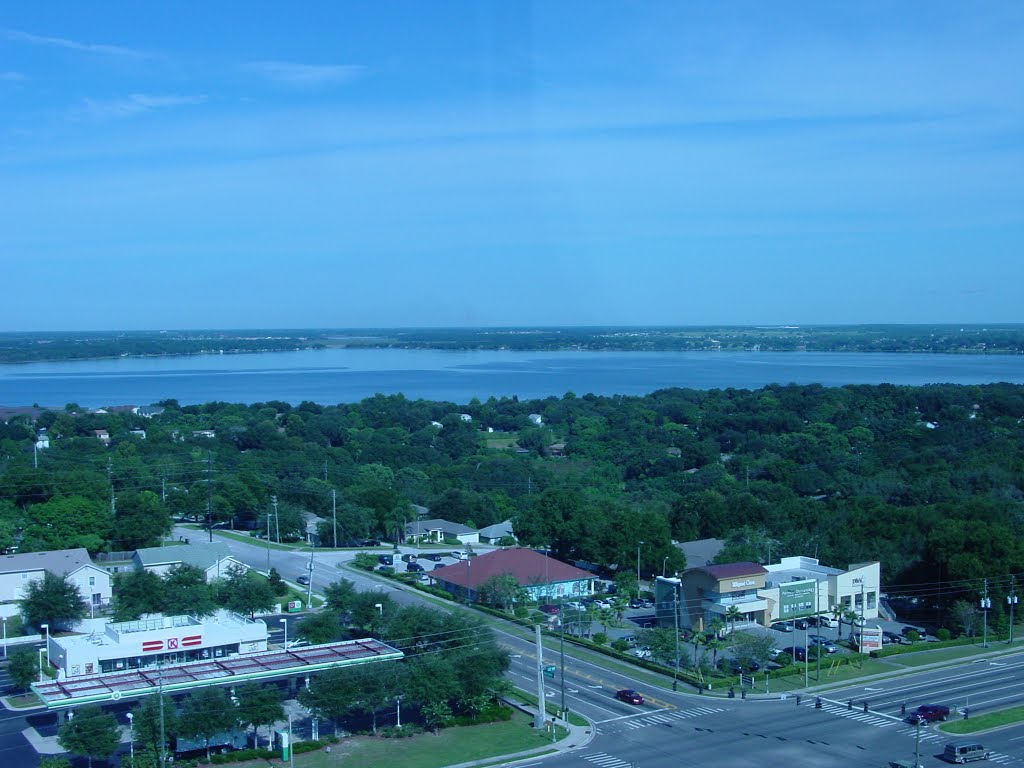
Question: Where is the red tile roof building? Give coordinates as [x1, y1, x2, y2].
[430, 548, 596, 602]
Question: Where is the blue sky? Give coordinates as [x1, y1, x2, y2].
[2, 2, 1022, 330]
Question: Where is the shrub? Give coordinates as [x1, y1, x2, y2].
[905, 630, 920, 642]
[936, 628, 951, 641]
[592, 633, 609, 646]
[611, 639, 629, 652]
[513, 605, 529, 619]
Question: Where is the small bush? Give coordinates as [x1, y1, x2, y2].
[936, 628, 951, 641]
[610, 639, 629, 652]
[513, 605, 529, 619]
[592, 632, 609, 646]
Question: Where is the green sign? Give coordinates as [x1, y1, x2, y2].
[287, 600, 303, 613]
[779, 581, 816, 617]
[543, 665, 556, 678]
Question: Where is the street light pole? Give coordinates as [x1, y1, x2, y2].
[559, 626, 566, 720]
[37, 648, 45, 682]
[280, 618, 288, 650]
[2, 616, 6, 658]
[396, 695, 402, 728]
[374, 603, 383, 616]
[981, 579, 991, 648]
[637, 541, 644, 584]
[662, 556, 669, 578]
[126, 712, 134, 762]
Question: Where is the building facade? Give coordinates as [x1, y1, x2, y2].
[656, 562, 770, 632]
[0, 549, 112, 615]
[49, 610, 268, 678]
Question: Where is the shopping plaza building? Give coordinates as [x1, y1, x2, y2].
[655, 556, 881, 632]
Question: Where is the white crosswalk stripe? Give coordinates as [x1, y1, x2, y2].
[583, 753, 632, 768]
[616, 706, 725, 731]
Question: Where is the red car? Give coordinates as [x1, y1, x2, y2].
[906, 704, 949, 724]
[615, 689, 644, 705]
[539, 604, 561, 615]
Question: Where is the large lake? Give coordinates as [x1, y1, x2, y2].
[2, 349, 1024, 407]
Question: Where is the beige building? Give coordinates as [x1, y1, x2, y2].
[655, 562, 770, 632]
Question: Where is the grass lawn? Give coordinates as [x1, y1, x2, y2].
[215, 530, 296, 551]
[940, 705, 1024, 734]
[3, 693, 43, 709]
[484, 434, 518, 450]
[289, 713, 560, 768]
[886, 644, 1004, 667]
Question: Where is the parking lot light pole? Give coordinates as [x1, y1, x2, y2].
[126, 712, 134, 762]
[1008, 581, 1018, 644]
[280, 618, 288, 650]
[636, 541, 644, 584]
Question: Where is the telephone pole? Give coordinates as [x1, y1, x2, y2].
[534, 624, 546, 729]
[206, 451, 213, 542]
[332, 488, 338, 548]
[981, 580, 991, 648]
[1008, 576, 1018, 644]
[272, 495, 280, 544]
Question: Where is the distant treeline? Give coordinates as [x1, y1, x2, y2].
[0, 331, 328, 363]
[1, 325, 1023, 363]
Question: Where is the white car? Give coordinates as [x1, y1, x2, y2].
[450, 551, 468, 560]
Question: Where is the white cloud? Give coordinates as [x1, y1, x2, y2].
[79, 93, 206, 120]
[3, 28, 154, 58]
[245, 60, 365, 88]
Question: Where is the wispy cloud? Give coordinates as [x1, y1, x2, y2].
[0, 71, 26, 81]
[245, 60, 365, 88]
[3, 28, 154, 59]
[79, 93, 206, 121]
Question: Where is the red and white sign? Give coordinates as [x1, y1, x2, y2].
[181, 635, 202, 647]
[142, 640, 163, 652]
[167, 638, 179, 650]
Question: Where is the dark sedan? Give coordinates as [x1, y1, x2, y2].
[539, 604, 561, 615]
[423, 553, 443, 561]
[615, 689, 644, 705]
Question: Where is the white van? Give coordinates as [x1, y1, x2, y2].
[814, 615, 837, 628]
[943, 741, 992, 763]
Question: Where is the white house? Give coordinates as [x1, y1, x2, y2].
[405, 519, 480, 545]
[133, 543, 248, 582]
[0, 549, 112, 613]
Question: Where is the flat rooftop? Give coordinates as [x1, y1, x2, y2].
[33, 638, 403, 709]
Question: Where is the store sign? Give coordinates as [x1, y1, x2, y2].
[858, 626, 883, 652]
[731, 580, 755, 588]
[779, 581, 816, 617]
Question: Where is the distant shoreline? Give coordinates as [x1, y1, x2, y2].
[1, 325, 1023, 364]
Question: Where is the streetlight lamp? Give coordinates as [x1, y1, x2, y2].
[280, 618, 288, 650]
[636, 541, 644, 584]
[395, 695, 403, 728]
[2, 616, 7, 659]
[126, 712, 135, 762]
[662, 556, 669, 578]
[374, 603, 383, 616]
[38, 647, 45, 682]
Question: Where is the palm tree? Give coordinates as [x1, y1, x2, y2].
[706, 635, 727, 666]
[725, 605, 742, 634]
[843, 608, 860, 641]
[831, 604, 844, 639]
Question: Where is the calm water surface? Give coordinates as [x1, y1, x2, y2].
[2, 349, 1024, 407]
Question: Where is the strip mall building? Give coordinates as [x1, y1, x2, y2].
[654, 556, 881, 631]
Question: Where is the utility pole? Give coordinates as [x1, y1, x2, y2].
[815, 583, 821, 682]
[266, 498, 274, 573]
[332, 488, 337, 549]
[559, 625, 566, 721]
[1008, 576, 1018, 644]
[272, 495, 280, 544]
[306, 547, 315, 606]
[981, 580, 991, 648]
[161, 476, 166, 503]
[673, 584, 681, 691]
[107, 461, 116, 516]
[534, 625, 546, 730]
[158, 658, 167, 767]
[206, 450, 213, 543]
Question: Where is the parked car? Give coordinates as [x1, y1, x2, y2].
[593, 597, 613, 608]
[615, 689, 644, 705]
[450, 551, 468, 560]
[433, 563, 446, 570]
[771, 621, 795, 633]
[641, 598, 655, 608]
[632, 647, 652, 659]
[814, 615, 837, 628]
[901, 625, 926, 639]
[629, 598, 644, 609]
[377, 554, 394, 566]
[793, 619, 811, 631]
[423, 553, 443, 561]
[565, 601, 585, 610]
[882, 631, 903, 645]
[406, 562, 424, 572]
[296, 575, 310, 585]
[780, 646, 807, 662]
[400, 553, 417, 563]
[538, 604, 561, 615]
[906, 704, 950, 724]
[361, 539, 381, 547]
[726, 658, 761, 674]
